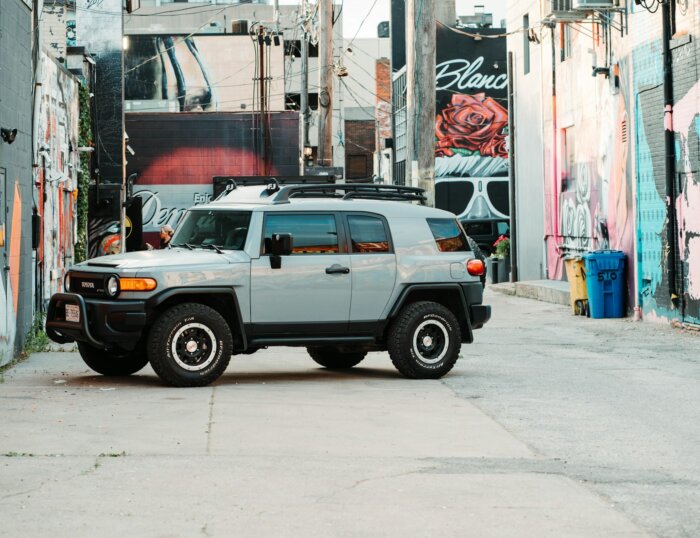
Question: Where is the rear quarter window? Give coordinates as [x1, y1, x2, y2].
[427, 218, 471, 252]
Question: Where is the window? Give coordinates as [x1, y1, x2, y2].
[348, 215, 390, 253]
[264, 214, 339, 254]
[170, 210, 251, 250]
[560, 24, 572, 62]
[523, 14, 530, 75]
[284, 40, 318, 58]
[427, 219, 470, 252]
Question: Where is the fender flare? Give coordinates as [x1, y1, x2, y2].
[146, 287, 247, 351]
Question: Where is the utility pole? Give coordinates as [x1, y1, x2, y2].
[405, 0, 436, 205]
[258, 26, 270, 175]
[300, 0, 310, 174]
[317, 0, 333, 167]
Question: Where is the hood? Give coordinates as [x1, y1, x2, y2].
[83, 248, 249, 269]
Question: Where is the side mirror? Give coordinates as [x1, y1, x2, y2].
[270, 233, 293, 256]
[269, 233, 292, 269]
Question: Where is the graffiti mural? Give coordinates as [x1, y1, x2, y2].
[125, 112, 299, 248]
[124, 35, 285, 113]
[433, 25, 509, 232]
[33, 52, 81, 305]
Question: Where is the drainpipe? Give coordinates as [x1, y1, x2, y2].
[550, 25, 559, 259]
[662, 0, 678, 305]
[507, 51, 518, 282]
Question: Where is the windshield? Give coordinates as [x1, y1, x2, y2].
[170, 210, 252, 250]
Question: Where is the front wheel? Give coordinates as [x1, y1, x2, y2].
[307, 347, 367, 369]
[147, 303, 233, 387]
[387, 301, 461, 379]
[78, 342, 149, 376]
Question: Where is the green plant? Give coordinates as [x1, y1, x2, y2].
[22, 314, 50, 356]
[493, 235, 510, 259]
[75, 82, 92, 263]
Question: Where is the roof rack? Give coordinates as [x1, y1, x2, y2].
[272, 184, 427, 205]
[212, 175, 337, 201]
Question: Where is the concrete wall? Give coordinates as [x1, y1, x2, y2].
[506, 0, 546, 281]
[0, 0, 34, 364]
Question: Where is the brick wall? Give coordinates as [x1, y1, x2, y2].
[345, 120, 375, 179]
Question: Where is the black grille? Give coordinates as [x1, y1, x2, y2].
[69, 273, 109, 298]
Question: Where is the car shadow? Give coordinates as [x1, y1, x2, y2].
[63, 366, 401, 389]
[217, 366, 401, 385]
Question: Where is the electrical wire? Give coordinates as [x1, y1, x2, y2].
[345, 0, 380, 51]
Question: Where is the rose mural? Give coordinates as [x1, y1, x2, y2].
[435, 93, 508, 159]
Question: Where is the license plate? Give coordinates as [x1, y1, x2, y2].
[65, 304, 80, 323]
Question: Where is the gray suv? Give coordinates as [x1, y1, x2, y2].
[46, 183, 490, 387]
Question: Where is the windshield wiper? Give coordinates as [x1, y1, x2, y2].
[171, 243, 194, 250]
[201, 244, 224, 254]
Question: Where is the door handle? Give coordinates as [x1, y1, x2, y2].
[325, 264, 350, 275]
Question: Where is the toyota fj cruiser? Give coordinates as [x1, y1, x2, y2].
[46, 183, 491, 387]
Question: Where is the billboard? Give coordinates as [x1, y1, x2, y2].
[434, 26, 509, 224]
[124, 112, 299, 248]
[124, 35, 285, 113]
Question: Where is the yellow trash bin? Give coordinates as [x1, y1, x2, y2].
[564, 256, 588, 316]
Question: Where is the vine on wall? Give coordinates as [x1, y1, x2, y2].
[75, 83, 92, 263]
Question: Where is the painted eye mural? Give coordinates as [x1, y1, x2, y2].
[433, 25, 509, 254]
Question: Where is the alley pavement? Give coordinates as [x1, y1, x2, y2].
[1, 290, 698, 537]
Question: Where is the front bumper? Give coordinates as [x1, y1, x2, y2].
[46, 293, 147, 351]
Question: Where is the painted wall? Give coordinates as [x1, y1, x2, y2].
[33, 51, 81, 308]
[631, 3, 700, 324]
[0, 0, 33, 365]
[434, 25, 510, 238]
[506, 1, 699, 323]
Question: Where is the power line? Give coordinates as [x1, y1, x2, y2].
[345, 0, 380, 50]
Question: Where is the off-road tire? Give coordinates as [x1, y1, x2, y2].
[387, 301, 461, 379]
[78, 341, 149, 376]
[147, 303, 233, 387]
[307, 347, 367, 369]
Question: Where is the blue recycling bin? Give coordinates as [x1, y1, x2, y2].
[582, 250, 626, 318]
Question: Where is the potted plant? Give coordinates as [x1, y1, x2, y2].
[493, 235, 510, 283]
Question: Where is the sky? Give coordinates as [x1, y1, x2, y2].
[279, 1, 508, 38]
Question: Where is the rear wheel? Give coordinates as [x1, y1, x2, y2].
[388, 301, 461, 379]
[307, 347, 367, 369]
[148, 303, 233, 387]
[78, 341, 149, 376]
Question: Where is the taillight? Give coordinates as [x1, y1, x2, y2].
[466, 259, 485, 276]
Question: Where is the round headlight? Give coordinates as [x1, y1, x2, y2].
[106, 276, 119, 297]
[64, 273, 71, 292]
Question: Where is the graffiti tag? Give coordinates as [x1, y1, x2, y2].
[436, 57, 508, 92]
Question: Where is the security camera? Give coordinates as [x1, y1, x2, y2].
[1, 128, 18, 145]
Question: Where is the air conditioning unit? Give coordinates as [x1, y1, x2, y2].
[544, 0, 587, 21]
[574, 0, 619, 9]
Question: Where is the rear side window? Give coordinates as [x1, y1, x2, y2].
[427, 218, 471, 252]
[347, 215, 390, 253]
[264, 213, 339, 254]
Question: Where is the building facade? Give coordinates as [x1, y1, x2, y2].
[507, 0, 699, 323]
[0, 0, 34, 365]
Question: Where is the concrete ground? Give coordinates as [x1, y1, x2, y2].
[0, 290, 697, 537]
